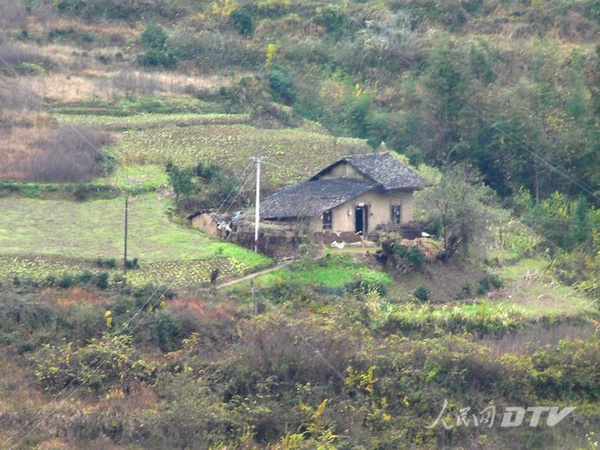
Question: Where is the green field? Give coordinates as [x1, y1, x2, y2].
[249, 255, 392, 290]
[98, 164, 169, 191]
[0, 194, 271, 287]
[110, 123, 371, 186]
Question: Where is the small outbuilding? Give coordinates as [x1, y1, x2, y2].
[260, 152, 426, 235]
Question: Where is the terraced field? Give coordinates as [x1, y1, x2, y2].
[0, 194, 271, 287]
[57, 113, 251, 130]
[111, 123, 371, 186]
[59, 107, 372, 188]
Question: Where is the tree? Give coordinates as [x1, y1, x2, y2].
[141, 24, 168, 50]
[139, 24, 177, 68]
[166, 163, 195, 198]
[416, 166, 494, 260]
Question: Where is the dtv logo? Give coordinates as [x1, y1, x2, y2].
[500, 407, 576, 427]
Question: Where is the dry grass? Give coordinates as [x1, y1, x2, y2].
[0, 0, 27, 30]
[0, 77, 51, 130]
[0, 125, 113, 182]
[48, 287, 110, 309]
[22, 69, 239, 102]
[0, 42, 40, 67]
[482, 322, 595, 356]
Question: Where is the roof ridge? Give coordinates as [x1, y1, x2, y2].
[345, 151, 389, 159]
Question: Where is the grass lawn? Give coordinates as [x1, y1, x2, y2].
[0, 194, 270, 263]
[98, 164, 170, 191]
[249, 255, 392, 290]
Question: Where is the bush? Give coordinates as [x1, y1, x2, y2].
[73, 184, 120, 201]
[43, 275, 57, 287]
[315, 4, 345, 33]
[138, 48, 177, 69]
[457, 281, 472, 299]
[65, 304, 104, 342]
[392, 244, 426, 269]
[59, 273, 75, 289]
[477, 273, 503, 295]
[413, 286, 430, 301]
[96, 258, 117, 269]
[30, 333, 155, 393]
[144, 372, 243, 448]
[230, 9, 254, 36]
[94, 272, 109, 290]
[141, 24, 167, 50]
[78, 271, 94, 284]
[347, 277, 388, 297]
[150, 309, 185, 353]
[268, 66, 295, 105]
[138, 24, 177, 69]
[125, 258, 139, 270]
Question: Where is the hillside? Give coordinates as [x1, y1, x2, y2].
[0, 0, 599, 449]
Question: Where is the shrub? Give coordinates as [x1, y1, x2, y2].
[94, 272, 109, 290]
[315, 4, 345, 33]
[43, 275, 57, 287]
[96, 258, 117, 269]
[144, 372, 243, 448]
[138, 48, 177, 68]
[150, 309, 185, 353]
[457, 281, 471, 299]
[413, 286, 430, 301]
[138, 24, 177, 69]
[268, 66, 295, 105]
[125, 258, 139, 270]
[65, 304, 104, 342]
[230, 9, 254, 36]
[141, 24, 167, 50]
[30, 333, 155, 393]
[111, 273, 127, 288]
[392, 243, 425, 269]
[477, 273, 503, 295]
[59, 273, 76, 289]
[18, 62, 45, 75]
[347, 278, 387, 297]
[78, 271, 94, 285]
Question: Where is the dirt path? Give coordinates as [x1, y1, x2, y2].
[216, 260, 295, 289]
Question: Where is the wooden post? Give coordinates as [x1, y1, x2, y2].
[124, 195, 129, 274]
[251, 280, 258, 315]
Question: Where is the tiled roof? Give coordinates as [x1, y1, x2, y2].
[311, 152, 425, 190]
[261, 178, 378, 219]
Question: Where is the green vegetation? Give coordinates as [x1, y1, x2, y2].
[99, 164, 169, 192]
[0, 195, 271, 287]
[0, 0, 598, 447]
[0, 195, 214, 261]
[112, 123, 370, 187]
[250, 254, 392, 290]
[416, 165, 495, 260]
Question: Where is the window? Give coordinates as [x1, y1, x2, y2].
[391, 205, 402, 224]
[323, 210, 332, 229]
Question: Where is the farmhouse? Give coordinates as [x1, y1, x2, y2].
[260, 152, 425, 235]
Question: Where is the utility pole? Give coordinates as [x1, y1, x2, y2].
[251, 280, 258, 315]
[123, 194, 129, 274]
[534, 158, 540, 206]
[253, 157, 262, 252]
